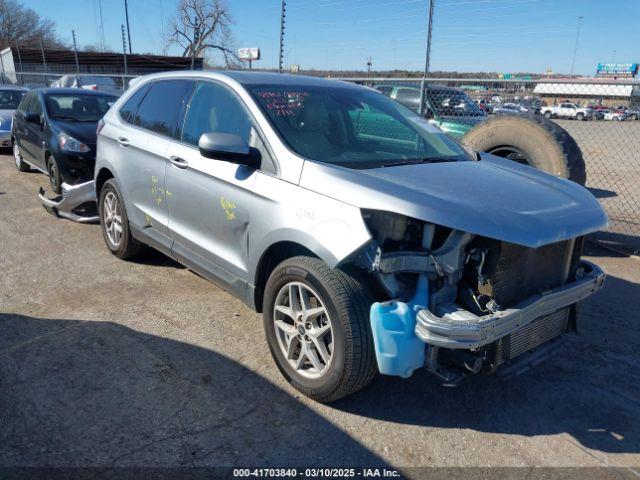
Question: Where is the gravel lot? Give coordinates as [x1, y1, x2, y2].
[554, 120, 640, 253]
[1, 153, 639, 474]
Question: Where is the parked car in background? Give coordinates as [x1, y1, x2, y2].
[492, 102, 529, 114]
[593, 109, 609, 121]
[51, 75, 121, 96]
[11, 88, 117, 194]
[374, 84, 487, 138]
[0, 85, 28, 147]
[93, 71, 606, 402]
[475, 99, 493, 114]
[603, 110, 627, 121]
[540, 102, 592, 120]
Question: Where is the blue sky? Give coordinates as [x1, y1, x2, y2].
[22, 0, 639, 75]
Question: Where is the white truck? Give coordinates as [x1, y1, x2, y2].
[540, 102, 592, 120]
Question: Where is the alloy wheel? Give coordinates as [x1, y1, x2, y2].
[103, 191, 123, 248]
[273, 281, 334, 379]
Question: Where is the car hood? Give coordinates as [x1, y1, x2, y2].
[299, 154, 607, 248]
[53, 120, 99, 147]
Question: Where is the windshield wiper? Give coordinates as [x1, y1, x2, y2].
[53, 116, 79, 122]
[381, 156, 459, 167]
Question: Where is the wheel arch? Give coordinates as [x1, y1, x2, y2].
[95, 167, 114, 198]
[252, 240, 318, 313]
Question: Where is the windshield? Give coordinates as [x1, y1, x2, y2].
[248, 84, 469, 169]
[0, 89, 26, 110]
[427, 90, 485, 117]
[45, 94, 117, 122]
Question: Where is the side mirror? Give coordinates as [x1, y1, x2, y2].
[25, 112, 41, 125]
[198, 132, 260, 169]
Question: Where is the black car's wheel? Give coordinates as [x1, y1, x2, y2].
[13, 141, 30, 172]
[462, 113, 587, 185]
[263, 256, 377, 403]
[47, 156, 62, 194]
[99, 179, 144, 260]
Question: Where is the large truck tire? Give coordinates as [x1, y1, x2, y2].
[462, 113, 587, 185]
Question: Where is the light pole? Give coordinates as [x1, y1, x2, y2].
[419, 0, 435, 116]
[279, 0, 287, 73]
[570, 15, 583, 76]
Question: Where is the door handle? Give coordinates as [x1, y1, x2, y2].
[169, 156, 188, 169]
[117, 137, 130, 147]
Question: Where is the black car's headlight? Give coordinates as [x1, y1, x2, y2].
[58, 132, 90, 153]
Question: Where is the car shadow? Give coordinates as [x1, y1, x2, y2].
[333, 272, 640, 455]
[0, 313, 387, 468]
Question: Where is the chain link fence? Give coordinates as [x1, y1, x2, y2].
[339, 77, 640, 254]
[1, 69, 638, 254]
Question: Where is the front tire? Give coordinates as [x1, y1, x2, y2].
[263, 256, 377, 403]
[99, 179, 143, 260]
[47, 156, 62, 194]
[13, 141, 30, 172]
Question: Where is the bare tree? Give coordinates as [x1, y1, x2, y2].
[0, 0, 63, 50]
[167, 0, 237, 66]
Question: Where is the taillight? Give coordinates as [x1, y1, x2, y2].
[91, 85, 98, 90]
[96, 118, 105, 135]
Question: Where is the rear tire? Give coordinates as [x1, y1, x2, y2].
[99, 179, 144, 260]
[263, 256, 377, 403]
[462, 113, 587, 185]
[544, 111, 552, 119]
[13, 141, 30, 172]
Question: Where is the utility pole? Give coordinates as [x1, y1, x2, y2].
[278, 0, 286, 73]
[121, 24, 128, 91]
[39, 38, 49, 86]
[98, 0, 106, 52]
[419, 0, 435, 116]
[366, 56, 373, 77]
[570, 15, 583, 76]
[72, 30, 81, 87]
[124, 0, 132, 54]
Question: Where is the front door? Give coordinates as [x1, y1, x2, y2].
[165, 80, 261, 287]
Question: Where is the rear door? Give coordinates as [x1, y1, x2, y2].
[115, 79, 194, 253]
[13, 92, 33, 159]
[165, 80, 268, 287]
[23, 92, 46, 169]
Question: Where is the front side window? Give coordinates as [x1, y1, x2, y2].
[0, 89, 26, 110]
[132, 80, 193, 138]
[248, 84, 468, 169]
[181, 81, 252, 146]
[45, 94, 116, 122]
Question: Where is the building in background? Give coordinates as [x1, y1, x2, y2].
[0, 47, 203, 88]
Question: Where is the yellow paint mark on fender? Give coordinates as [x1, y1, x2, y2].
[220, 197, 236, 221]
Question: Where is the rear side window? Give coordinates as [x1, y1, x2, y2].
[131, 80, 193, 138]
[119, 83, 151, 122]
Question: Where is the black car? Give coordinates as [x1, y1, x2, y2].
[11, 88, 117, 193]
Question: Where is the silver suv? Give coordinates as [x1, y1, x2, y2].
[95, 71, 607, 402]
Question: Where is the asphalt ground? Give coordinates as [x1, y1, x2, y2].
[1, 153, 639, 475]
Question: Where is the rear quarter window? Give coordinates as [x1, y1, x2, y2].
[119, 83, 151, 122]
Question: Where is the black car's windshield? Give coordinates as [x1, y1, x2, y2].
[248, 84, 469, 169]
[427, 90, 485, 117]
[45, 94, 117, 122]
[0, 89, 26, 110]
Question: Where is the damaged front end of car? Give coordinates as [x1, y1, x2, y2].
[353, 209, 605, 385]
[38, 181, 99, 223]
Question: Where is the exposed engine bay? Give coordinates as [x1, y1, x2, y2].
[356, 210, 605, 385]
